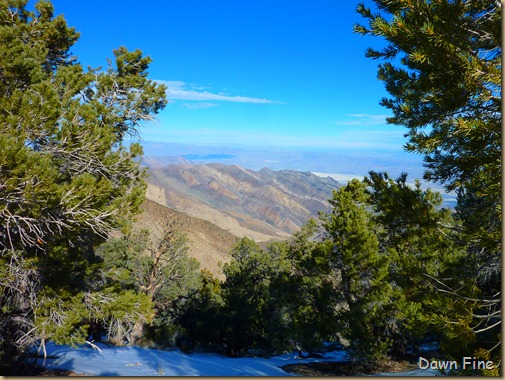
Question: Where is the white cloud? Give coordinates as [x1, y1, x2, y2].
[182, 102, 218, 109]
[335, 113, 391, 126]
[156, 80, 280, 104]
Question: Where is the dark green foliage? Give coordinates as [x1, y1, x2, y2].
[173, 269, 225, 352]
[174, 229, 339, 356]
[314, 172, 482, 365]
[280, 220, 338, 355]
[221, 238, 291, 355]
[355, 0, 501, 193]
[365, 171, 467, 300]
[96, 229, 202, 345]
[0, 0, 167, 361]
[363, 172, 473, 356]
[355, 0, 501, 370]
[321, 179, 393, 365]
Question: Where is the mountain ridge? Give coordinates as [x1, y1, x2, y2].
[145, 162, 341, 241]
[133, 199, 238, 280]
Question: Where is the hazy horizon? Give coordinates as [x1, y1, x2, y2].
[140, 140, 426, 180]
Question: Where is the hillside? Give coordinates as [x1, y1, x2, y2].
[145, 163, 341, 242]
[132, 199, 238, 280]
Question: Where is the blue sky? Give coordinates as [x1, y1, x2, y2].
[47, 0, 407, 152]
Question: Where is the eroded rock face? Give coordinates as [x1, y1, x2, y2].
[146, 163, 341, 239]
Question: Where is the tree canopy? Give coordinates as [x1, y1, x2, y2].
[355, 0, 501, 371]
[0, 1, 167, 251]
[0, 0, 167, 363]
[354, 0, 501, 193]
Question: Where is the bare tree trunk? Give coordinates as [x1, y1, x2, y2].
[129, 321, 144, 346]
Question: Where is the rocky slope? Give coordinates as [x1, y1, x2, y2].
[145, 163, 341, 241]
[132, 199, 238, 280]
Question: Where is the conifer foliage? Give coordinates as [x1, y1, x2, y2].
[96, 228, 202, 346]
[321, 179, 393, 365]
[0, 0, 167, 363]
[221, 238, 291, 355]
[355, 0, 501, 370]
[354, 0, 501, 194]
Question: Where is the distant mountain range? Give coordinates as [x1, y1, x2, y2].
[139, 142, 456, 208]
[134, 146, 453, 278]
[144, 160, 341, 242]
[140, 141, 426, 179]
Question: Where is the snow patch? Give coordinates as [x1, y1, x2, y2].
[35, 341, 439, 376]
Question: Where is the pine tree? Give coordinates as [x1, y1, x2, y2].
[96, 228, 201, 346]
[280, 220, 338, 356]
[321, 179, 393, 366]
[0, 0, 167, 363]
[173, 269, 225, 352]
[221, 238, 291, 356]
[355, 0, 500, 193]
[364, 172, 473, 356]
[355, 0, 501, 366]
